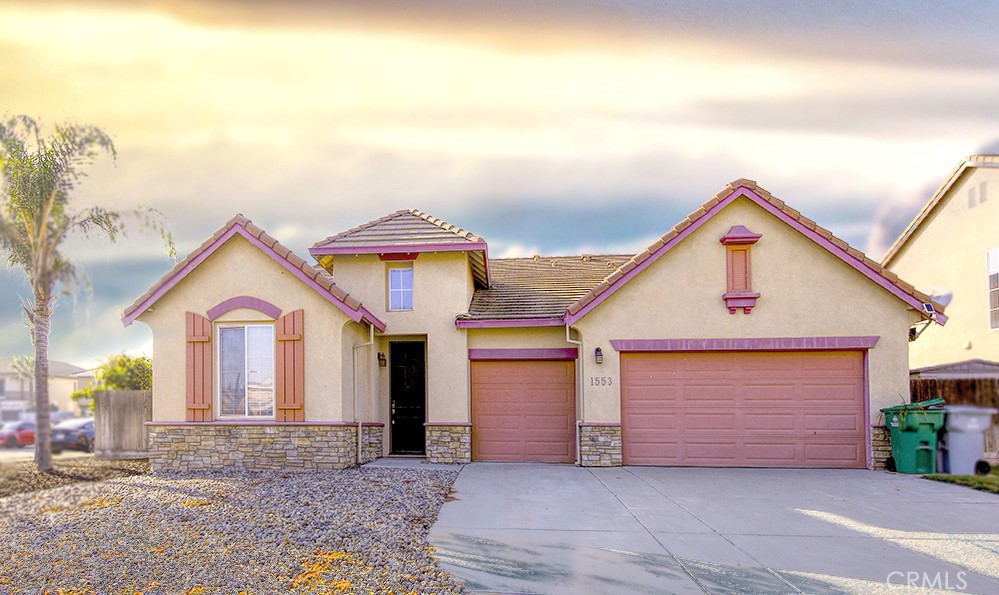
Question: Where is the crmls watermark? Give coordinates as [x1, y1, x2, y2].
[886, 571, 968, 590]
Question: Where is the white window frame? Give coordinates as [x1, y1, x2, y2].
[387, 264, 414, 312]
[988, 248, 999, 331]
[215, 323, 276, 419]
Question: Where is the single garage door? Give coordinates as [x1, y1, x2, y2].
[621, 351, 866, 468]
[471, 360, 575, 462]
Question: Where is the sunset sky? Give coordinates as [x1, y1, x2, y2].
[2, 0, 998, 367]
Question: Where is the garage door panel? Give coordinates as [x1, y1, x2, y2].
[743, 442, 798, 462]
[684, 441, 738, 461]
[744, 412, 796, 431]
[803, 413, 862, 432]
[682, 413, 737, 431]
[471, 360, 575, 463]
[621, 351, 866, 468]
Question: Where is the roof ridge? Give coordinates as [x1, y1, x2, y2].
[406, 208, 482, 242]
[490, 253, 634, 262]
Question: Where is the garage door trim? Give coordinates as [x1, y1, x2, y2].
[617, 340, 874, 468]
[610, 336, 879, 352]
[468, 348, 578, 361]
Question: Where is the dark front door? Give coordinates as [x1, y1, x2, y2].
[390, 341, 426, 454]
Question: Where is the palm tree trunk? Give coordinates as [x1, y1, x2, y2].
[33, 295, 52, 472]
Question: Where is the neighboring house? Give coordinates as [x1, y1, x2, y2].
[910, 359, 999, 380]
[0, 357, 90, 421]
[124, 179, 941, 472]
[882, 155, 999, 370]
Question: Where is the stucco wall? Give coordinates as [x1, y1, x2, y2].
[574, 197, 920, 424]
[138, 235, 355, 422]
[330, 253, 472, 424]
[887, 167, 999, 368]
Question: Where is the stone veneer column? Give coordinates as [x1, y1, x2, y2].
[870, 425, 892, 470]
[579, 423, 622, 467]
[424, 423, 471, 464]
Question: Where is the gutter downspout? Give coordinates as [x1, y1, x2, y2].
[353, 324, 375, 465]
[565, 323, 583, 466]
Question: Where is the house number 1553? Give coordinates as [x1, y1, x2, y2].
[590, 376, 613, 386]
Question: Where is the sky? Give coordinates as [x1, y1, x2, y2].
[1, 0, 998, 367]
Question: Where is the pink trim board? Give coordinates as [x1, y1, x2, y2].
[309, 241, 488, 256]
[468, 348, 578, 361]
[207, 296, 282, 321]
[609, 336, 880, 352]
[455, 318, 565, 329]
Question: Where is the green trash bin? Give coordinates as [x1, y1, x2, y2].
[881, 399, 945, 474]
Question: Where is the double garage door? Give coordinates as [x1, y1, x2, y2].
[621, 351, 866, 468]
[470, 351, 866, 468]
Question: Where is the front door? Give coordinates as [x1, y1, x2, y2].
[390, 341, 426, 454]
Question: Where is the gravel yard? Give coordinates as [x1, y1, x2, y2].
[0, 456, 150, 499]
[0, 466, 463, 593]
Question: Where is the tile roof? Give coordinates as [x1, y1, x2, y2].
[562, 179, 945, 324]
[311, 209, 485, 249]
[459, 254, 633, 320]
[910, 358, 999, 378]
[122, 215, 385, 330]
[881, 155, 999, 267]
[310, 209, 489, 287]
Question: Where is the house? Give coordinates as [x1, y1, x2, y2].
[881, 155, 999, 372]
[124, 179, 942, 472]
[0, 357, 92, 421]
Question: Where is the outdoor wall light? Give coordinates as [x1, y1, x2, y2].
[594, 347, 604, 364]
[377, 352, 387, 367]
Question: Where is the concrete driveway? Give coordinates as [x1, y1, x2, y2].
[429, 464, 999, 594]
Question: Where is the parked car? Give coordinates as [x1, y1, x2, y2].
[0, 421, 35, 449]
[51, 418, 95, 454]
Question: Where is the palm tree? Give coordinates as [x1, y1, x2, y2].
[0, 115, 173, 471]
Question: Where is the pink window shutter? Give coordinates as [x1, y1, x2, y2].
[185, 312, 213, 422]
[275, 309, 305, 422]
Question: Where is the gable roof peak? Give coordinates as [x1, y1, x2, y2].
[562, 180, 945, 325]
[122, 213, 385, 330]
[882, 155, 999, 266]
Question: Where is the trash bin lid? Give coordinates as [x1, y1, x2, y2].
[881, 398, 946, 413]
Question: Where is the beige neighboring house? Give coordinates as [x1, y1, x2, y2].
[124, 179, 942, 473]
[882, 155, 999, 370]
[0, 357, 93, 421]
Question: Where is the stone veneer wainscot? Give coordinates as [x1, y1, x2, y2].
[146, 422, 384, 473]
[424, 423, 471, 464]
[579, 423, 622, 467]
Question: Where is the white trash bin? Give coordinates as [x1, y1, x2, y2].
[943, 405, 998, 475]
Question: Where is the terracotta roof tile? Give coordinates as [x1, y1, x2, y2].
[460, 255, 633, 320]
[312, 208, 489, 287]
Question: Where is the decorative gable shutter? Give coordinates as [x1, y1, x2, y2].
[185, 312, 213, 422]
[275, 309, 305, 422]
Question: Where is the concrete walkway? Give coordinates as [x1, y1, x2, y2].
[429, 464, 999, 594]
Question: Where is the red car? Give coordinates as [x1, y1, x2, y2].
[0, 421, 35, 448]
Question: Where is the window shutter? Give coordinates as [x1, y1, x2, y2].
[729, 248, 750, 292]
[275, 309, 305, 422]
[185, 312, 212, 422]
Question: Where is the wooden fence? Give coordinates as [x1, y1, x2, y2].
[911, 378, 999, 460]
[93, 390, 152, 459]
